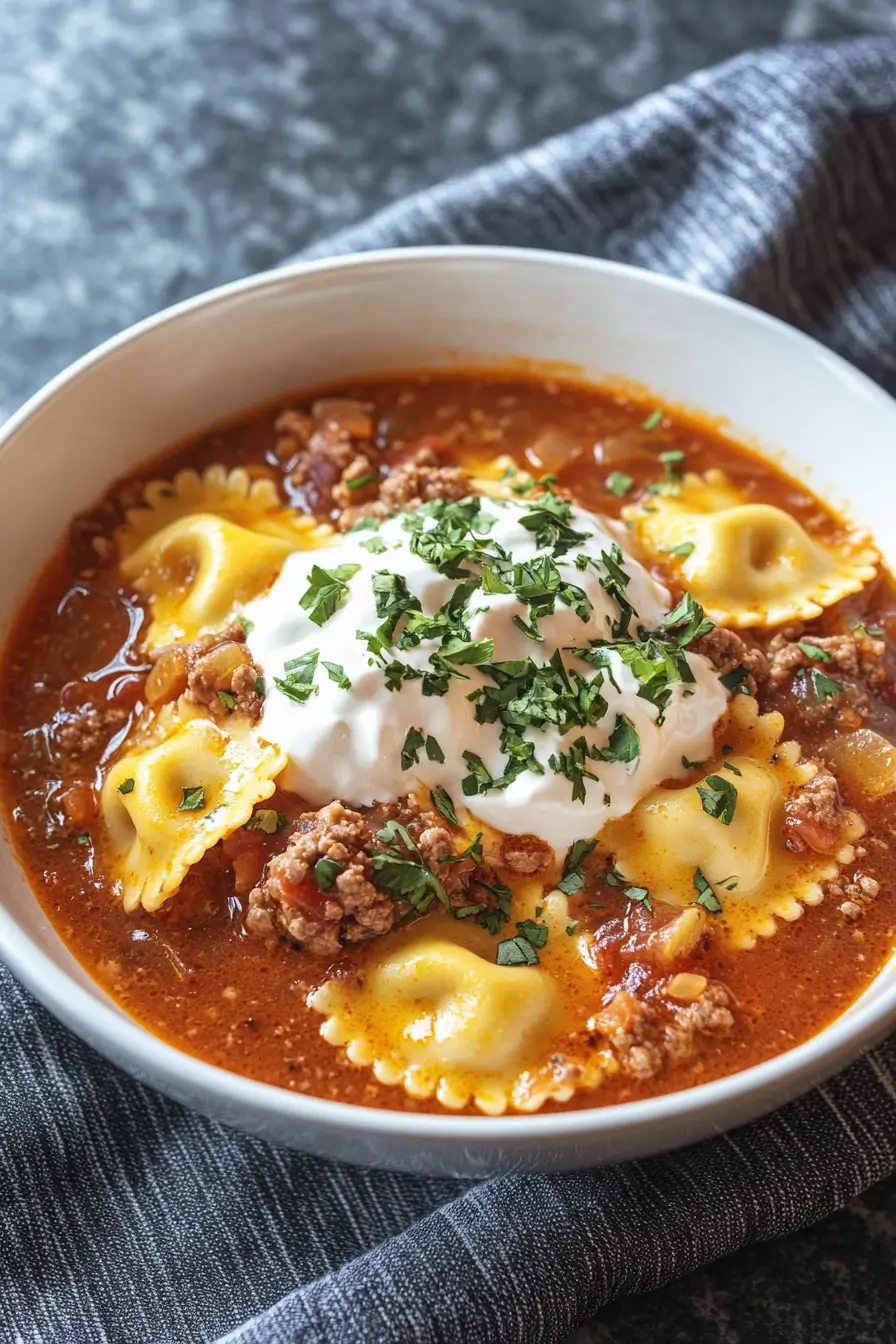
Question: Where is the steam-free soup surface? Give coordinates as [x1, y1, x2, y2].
[2, 372, 895, 1113]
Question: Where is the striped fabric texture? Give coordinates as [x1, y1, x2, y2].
[3, 36, 896, 1344]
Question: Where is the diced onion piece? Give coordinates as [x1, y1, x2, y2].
[525, 430, 579, 472]
[58, 781, 96, 830]
[666, 973, 708, 1003]
[145, 647, 189, 707]
[649, 907, 706, 964]
[311, 398, 372, 439]
[594, 431, 658, 468]
[825, 728, 896, 798]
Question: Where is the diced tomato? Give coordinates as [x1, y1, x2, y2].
[278, 877, 328, 918]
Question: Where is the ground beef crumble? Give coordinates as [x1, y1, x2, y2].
[766, 627, 885, 690]
[52, 702, 127, 759]
[246, 801, 391, 958]
[377, 445, 470, 512]
[594, 984, 733, 1079]
[498, 832, 554, 876]
[784, 765, 852, 855]
[337, 445, 471, 531]
[692, 627, 768, 696]
[824, 871, 882, 922]
[245, 796, 490, 957]
[280, 393, 472, 530]
[147, 622, 263, 722]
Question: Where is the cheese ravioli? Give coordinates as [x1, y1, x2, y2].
[601, 696, 864, 948]
[101, 703, 287, 913]
[623, 470, 877, 628]
[117, 464, 329, 555]
[310, 930, 565, 1115]
[116, 465, 333, 647]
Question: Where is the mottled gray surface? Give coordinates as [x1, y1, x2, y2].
[2, 0, 896, 424]
[581, 1176, 896, 1343]
[4, 1, 896, 1341]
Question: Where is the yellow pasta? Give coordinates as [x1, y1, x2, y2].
[101, 703, 287, 913]
[309, 930, 565, 1115]
[308, 888, 619, 1114]
[115, 465, 333, 648]
[116, 464, 330, 556]
[600, 695, 864, 949]
[623, 470, 877, 627]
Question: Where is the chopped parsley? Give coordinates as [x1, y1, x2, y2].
[274, 648, 319, 704]
[117, 778, 135, 795]
[460, 750, 495, 796]
[496, 935, 540, 966]
[255, 675, 266, 696]
[514, 918, 549, 949]
[345, 473, 379, 491]
[360, 535, 388, 554]
[696, 774, 738, 825]
[496, 918, 547, 965]
[549, 736, 600, 804]
[807, 668, 845, 702]
[369, 820, 448, 914]
[512, 613, 543, 642]
[217, 689, 236, 710]
[660, 592, 714, 647]
[430, 785, 459, 827]
[681, 755, 703, 770]
[313, 856, 343, 890]
[481, 564, 510, 594]
[719, 664, 750, 692]
[557, 838, 598, 895]
[76, 832, 91, 845]
[723, 761, 742, 776]
[235, 614, 254, 635]
[853, 620, 884, 638]
[322, 660, 352, 689]
[177, 785, 205, 812]
[605, 471, 634, 498]
[642, 409, 663, 431]
[623, 884, 651, 909]
[372, 569, 421, 638]
[603, 865, 652, 910]
[400, 726, 426, 770]
[472, 873, 512, 934]
[269, 496, 729, 816]
[664, 540, 695, 558]
[440, 636, 494, 666]
[797, 640, 831, 662]
[458, 832, 485, 865]
[659, 449, 685, 483]
[693, 867, 723, 914]
[299, 563, 362, 627]
[518, 489, 589, 557]
[600, 713, 640, 763]
[245, 809, 288, 834]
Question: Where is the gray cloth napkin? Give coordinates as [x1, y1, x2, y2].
[3, 36, 896, 1344]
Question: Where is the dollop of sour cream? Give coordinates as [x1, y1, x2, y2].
[245, 495, 727, 858]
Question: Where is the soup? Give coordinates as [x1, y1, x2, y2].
[2, 372, 894, 1116]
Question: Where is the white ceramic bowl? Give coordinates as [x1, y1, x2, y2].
[2, 246, 896, 1178]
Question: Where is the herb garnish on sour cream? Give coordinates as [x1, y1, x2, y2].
[244, 493, 731, 861]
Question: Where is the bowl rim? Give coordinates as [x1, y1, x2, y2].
[3, 242, 896, 1145]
